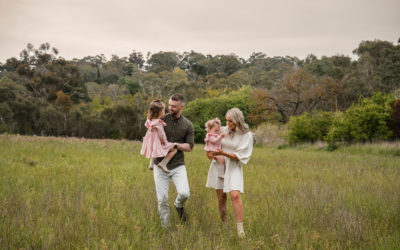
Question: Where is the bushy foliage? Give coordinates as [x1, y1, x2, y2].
[1, 40, 400, 142]
[389, 99, 400, 139]
[287, 112, 333, 144]
[327, 93, 395, 143]
[183, 86, 252, 143]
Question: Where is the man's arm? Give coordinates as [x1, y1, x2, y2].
[176, 143, 192, 152]
[178, 121, 194, 152]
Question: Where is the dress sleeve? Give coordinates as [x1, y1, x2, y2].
[204, 133, 209, 142]
[208, 134, 223, 144]
[233, 132, 253, 166]
[155, 124, 168, 145]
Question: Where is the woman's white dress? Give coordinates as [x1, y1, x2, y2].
[206, 126, 253, 193]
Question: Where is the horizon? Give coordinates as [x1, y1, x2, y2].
[1, 0, 399, 63]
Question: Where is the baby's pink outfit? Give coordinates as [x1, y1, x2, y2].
[204, 133, 224, 151]
[141, 118, 173, 158]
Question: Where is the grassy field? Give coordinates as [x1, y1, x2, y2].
[0, 135, 399, 249]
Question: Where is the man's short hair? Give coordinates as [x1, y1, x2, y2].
[170, 93, 184, 104]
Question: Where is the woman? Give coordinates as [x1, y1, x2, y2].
[206, 108, 253, 237]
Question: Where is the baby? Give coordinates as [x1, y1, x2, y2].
[204, 118, 225, 179]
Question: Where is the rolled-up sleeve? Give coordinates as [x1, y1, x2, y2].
[233, 132, 253, 166]
[185, 123, 194, 149]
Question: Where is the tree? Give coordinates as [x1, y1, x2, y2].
[180, 51, 208, 78]
[287, 112, 333, 144]
[267, 69, 326, 122]
[128, 50, 145, 69]
[7, 43, 89, 104]
[184, 87, 251, 142]
[227, 70, 255, 89]
[0, 103, 12, 132]
[118, 77, 140, 95]
[208, 54, 243, 75]
[38, 105, 64, 136]
[101, 104, 136, 139]
[147, 51, 181, 73]
[11, 96, 39, 135]
[56, 90, 73, 133]
[82, 54, 106, 80]
[353, 40, 399, 94]
[248, 88, 277, 125]
[100, 55, 130, 83]
[0, 76, 35, 134]
[247, 52, 267, 65]
[327, 93, 395, 143]
[389, 98, 400, 139]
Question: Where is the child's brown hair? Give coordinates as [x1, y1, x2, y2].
[148, 99, 165, 120]
[205, 118, 221, 133]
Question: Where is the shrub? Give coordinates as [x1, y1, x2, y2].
[287, 112, 333, 144]
[183, 86, 252, 143]
[389, 99, 400, 139]
[327, 93, 395, 143]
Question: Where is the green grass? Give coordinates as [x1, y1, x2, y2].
[1, 135, 399, 249]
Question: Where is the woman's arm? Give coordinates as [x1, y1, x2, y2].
[212, 148, 239, 161]
[206, 151, 217, 160]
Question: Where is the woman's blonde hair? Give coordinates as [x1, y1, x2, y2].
[205, 118, 221, 133]
[226, 108, 249, 135]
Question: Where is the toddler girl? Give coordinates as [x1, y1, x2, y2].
[204, 118, 225, 179]
[140, 99, 177, 173]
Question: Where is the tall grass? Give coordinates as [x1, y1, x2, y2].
[0, 135, 399, 249]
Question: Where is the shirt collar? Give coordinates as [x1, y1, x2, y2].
[170, 114, 183, 121]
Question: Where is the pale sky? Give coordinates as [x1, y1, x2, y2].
[0, 0, 399, 62]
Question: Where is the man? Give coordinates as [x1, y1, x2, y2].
[153, 93, 194, 227]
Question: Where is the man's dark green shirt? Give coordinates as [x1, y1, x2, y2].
[154, 113, 194, 170]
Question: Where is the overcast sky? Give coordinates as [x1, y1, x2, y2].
[0, 0, 399, 62]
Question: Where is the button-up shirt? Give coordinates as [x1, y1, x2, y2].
[154, 113, 194, 170]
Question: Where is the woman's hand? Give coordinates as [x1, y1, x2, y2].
[213, 149, 239, 161]
[206, 151, 217, 160]
[212, 148, 225, 156]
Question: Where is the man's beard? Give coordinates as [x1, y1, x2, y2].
[170, 110, 180, 116]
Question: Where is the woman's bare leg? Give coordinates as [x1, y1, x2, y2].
[230, 190, 243, 222]
[216, 189, 227, 222]
[230, 190, 245, 237]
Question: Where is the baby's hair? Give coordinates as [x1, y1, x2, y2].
[205, 117, 221, 133]
[148, 99, 165, 120]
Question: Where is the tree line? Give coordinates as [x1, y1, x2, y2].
[0, 39, 399, 142]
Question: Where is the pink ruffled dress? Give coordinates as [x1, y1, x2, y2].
[204, 133, 224, 152]
[140, 119, 173, 158]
